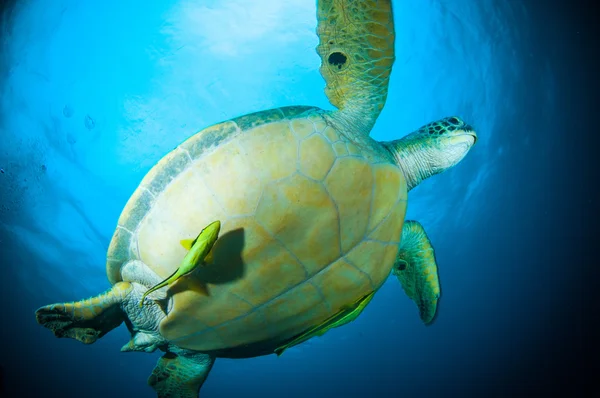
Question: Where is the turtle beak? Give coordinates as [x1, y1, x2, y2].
[461, 125, 478, 144]
[447, 126, 477, 149]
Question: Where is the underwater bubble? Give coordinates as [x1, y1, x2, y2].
[63, 104, 74, 118]
[84, 114, 95, 130]
[66, 132, 77, 144]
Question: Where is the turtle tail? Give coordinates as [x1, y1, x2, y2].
[35, 282, 133, 344]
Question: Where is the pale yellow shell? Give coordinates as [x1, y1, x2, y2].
[106, 106, 407, 353]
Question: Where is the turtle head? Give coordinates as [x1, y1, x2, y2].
[383, 116, 477, 190]
[412, 116, 478, 166]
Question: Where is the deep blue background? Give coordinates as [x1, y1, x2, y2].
[0, 0, 595, 397]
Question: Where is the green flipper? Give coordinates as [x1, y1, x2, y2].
[393, 220, 441, 324]
[148, 352, 215, 398]
[139, 220, 221, 307]
[274, 291, 375, 356]
[316, 0, 395, 132]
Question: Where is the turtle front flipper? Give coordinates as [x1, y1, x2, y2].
[317, 0, 395, 132]
[35, 281, 133, 344]
[393, 221, 441, 324]
[148, 351, 215, 398]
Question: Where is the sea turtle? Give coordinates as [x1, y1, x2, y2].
[35, 1, 477, 397]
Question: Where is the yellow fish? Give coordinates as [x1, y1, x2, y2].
[274, 291, 375, 356]
[139, 220, 221, 307]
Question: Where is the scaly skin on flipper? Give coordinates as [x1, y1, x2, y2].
[36, 260, 169, 353]
[35, 282, 133, 344]
[148, 350, 215, 398]
[317, 0, 395, 133]
[393, 220, 440, 324]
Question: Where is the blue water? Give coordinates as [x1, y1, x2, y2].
[0, 0, 592, 397]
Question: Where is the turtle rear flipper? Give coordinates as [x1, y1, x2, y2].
[148, 351, 215, 398]
[35, 282, 133, 344]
